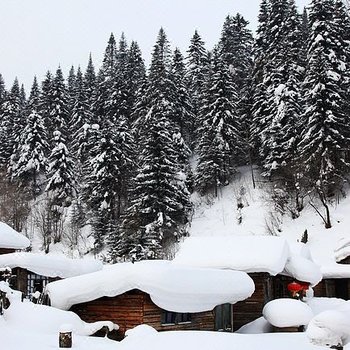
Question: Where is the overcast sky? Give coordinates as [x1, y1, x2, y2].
[0, 0, 310, 90]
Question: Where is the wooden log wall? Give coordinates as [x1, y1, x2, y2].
[71, 289, 215, 340]
[232, 273, 271, 331]
[0, 248, 15, 255]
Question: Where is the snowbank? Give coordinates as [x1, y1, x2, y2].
[46, 260, 255, 312]
[0, 222, 30, 249]
[121, 326, 324, 350]
[3, 300, 118, 336]
[173, 236, 290, 275]
[0, 300, 119, 350]
[263, 299, 313, 328]
[0, 252, 103, 278]
[307, 310, 350, 347]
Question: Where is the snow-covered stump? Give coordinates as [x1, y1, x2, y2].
[59, 324, 73, 348]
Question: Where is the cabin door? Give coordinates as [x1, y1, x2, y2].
[214, 304, 233, 332]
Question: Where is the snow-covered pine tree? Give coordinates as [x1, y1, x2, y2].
[219, 13, 254, 165]
[50, 67, 69, 137]
[195, 48, 241, 196]
[262, 0, 305, 178]
[11, 78, 49, 196]
[126, 41, 146, 118]
[39, 71, 55, 137]
[185, 30, 207, 147]
[297, 0, 350, 223]
[84, 54, 97, 109]
[66, 65, 77, 117]
[45, 130, 75, 241]
[117, 29, 192, 261]
[251, 0, 272, 162]
[0, 79, 23, 169]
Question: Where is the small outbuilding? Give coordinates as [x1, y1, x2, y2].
[45, 260, 255, 339]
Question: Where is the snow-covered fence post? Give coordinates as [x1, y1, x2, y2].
[59, 324, 73, 348]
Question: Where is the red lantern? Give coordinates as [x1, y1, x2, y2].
[287, 281, 302, 292]
[299, 282, 310, 291]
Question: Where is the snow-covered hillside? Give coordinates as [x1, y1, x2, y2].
[188, 166, 350, 273]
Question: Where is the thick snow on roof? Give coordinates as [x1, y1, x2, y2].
[46, 260, 255, 312]
[0, 222, 30, 249]
[283, 255, 322, 286]
[0, 252, 103, 278]
[174, 236, 290, 275]
[263, 299, 313, 328]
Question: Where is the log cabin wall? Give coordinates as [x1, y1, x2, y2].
[70, 289, 215, 340]
[0, 248, 15, 255]
[142, 293, 214, 332]
[313, 279, 350, 300]
[232, 273, 272, 331]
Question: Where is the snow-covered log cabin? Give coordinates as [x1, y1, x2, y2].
[45, 261, 255, 339]
[0, 222, 30, 255]
[0, 252, 103, 299]
[173, 236, 322, 331]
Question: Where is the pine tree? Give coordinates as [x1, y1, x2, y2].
[0, 79, 23, 168]
[195, 50, 241, 195]
[84, 54, 97, 110]
[185, 30, 207, 146]
[45, 130, 75, 240]
[117, 29, 192, 261]
[297, 0, 350, 225]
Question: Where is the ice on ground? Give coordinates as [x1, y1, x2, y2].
[0, 252, 103, 278]
[0, 222, 30, 249]
[46, 260, 254, 312]
[263, 299, 313, 328]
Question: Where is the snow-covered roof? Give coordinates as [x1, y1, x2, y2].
[283, 255, 322, 286]
[174, 236, 290, 275]
[173, 236, 322, 285]
[0, 222, 30, 249]
[0, 252, 103, 278]
[46, 260, 255, 312]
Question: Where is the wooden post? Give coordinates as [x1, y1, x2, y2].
[59, 325, 73, 348]
[59, 331, 72, 348]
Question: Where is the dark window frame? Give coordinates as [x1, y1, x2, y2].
[161, 310, 192, 325]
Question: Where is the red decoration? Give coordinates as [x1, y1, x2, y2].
[287, 281, 302, 292]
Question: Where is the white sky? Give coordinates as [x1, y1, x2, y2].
[0, 0, 309, 90]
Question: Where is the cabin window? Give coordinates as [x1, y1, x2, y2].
[26, 273, 49, 299]
[161, 311, 192, 325]
[215, 304, 232, 332]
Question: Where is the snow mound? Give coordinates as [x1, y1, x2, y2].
[307, 310, 350, 347]
[121, 328, 322, 350]
[3, 300, 118, 336]
[263, 299, 313, 328]
[174, 236, 290, 275]
[0, 222, 30, 249]
[0, 252, 103, 278]
[46, 260, 255, 312]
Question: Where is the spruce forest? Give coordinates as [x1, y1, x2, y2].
[0, 0, 349, 261]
